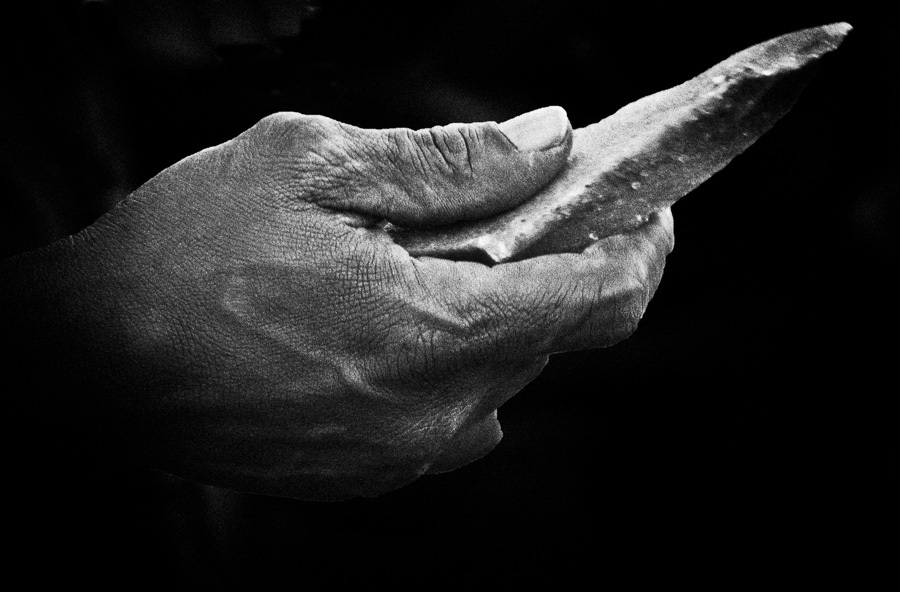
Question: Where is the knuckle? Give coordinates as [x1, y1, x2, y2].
[584, 268, 649, 347]
[606, 309, 642, 346]
[250, 111, 306, 142]
[464, 298, 515, 354]
[521, 283, 578, 348]
[262, 111, 303, 127]
[249, 112, 339, 153]
[430, 124, 479, 176]
[610, 276, 650, 336]
[448, 271, 551, 358]
[246, 112, 367, 201]
[390, 409, 468, 468]
[255, 111, 300, 130]
[404, 123, 481, 177]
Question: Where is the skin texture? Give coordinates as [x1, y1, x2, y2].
[1, 110, 673, 501]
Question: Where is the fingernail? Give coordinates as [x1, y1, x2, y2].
[498, 106, 570, 151]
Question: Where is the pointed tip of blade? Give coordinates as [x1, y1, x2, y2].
[824, 22, 853, 38]
[752, 21, 853, 70]
[792, 21, 853, 49]
[817, 22, 853, 51]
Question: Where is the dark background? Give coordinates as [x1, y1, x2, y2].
[3, 1, 897, 588]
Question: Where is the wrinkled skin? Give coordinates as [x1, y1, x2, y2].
[18, 111, 673, 501]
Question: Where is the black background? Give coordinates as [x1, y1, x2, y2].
[3, 1, 897, 588]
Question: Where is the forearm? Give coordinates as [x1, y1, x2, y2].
[3, 237, 80, 360]
[1, 240, 98, 484]
[2, 236, 93, 410]
[0, 231, 139, 449]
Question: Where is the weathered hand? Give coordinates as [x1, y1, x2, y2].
[30, 107, 673, 500]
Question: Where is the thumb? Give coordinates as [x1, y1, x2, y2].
[334, 106, 573, 228]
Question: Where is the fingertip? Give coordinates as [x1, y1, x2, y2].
[597, 208, 676, 258]
[498, 106, 571, 152]
[658, 207, 675, 253]
[493, 106, 573, 200]
[638, 208, 675, 256]
[480, 106, 574, 216]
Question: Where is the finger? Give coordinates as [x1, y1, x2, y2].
[362, 106, 573, 227]
[261, 107, 573, 228]
[544, 209, 674, 351]
[423, 354, 547, 474]
[635, 206, 673, 302]
[425, 354, 546, 475]
[411, 210, 675, 358]
[425, 411, 502, 474]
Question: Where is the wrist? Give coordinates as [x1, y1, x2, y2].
[2, 235, 89, 373]
[0, 228, 131, 437]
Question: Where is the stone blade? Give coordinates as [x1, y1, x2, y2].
[388, 22, 852, 264]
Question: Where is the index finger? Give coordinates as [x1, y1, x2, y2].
[407, 208, 675, 358]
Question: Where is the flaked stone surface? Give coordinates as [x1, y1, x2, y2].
[389, 22, 851, 264]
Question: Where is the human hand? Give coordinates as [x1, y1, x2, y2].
[56, 106, 673, 500]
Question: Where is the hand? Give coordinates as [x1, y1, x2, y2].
[41, 106, 673, 500]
